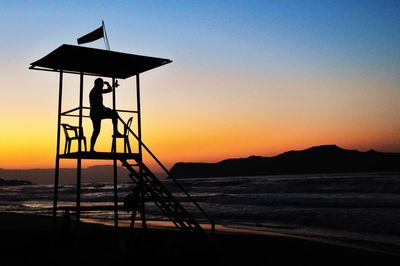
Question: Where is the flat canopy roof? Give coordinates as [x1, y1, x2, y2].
[29, 44, 172, 79]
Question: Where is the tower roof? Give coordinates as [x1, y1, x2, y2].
[29, 44, 172, 79]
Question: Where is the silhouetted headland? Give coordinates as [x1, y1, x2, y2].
[0, 177, 31, 186]
[0, 165, 129, 185]
[170, 145, 400, 178]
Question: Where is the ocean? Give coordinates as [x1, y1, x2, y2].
[1, 171, 400, 253]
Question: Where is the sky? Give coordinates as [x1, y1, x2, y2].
[0, 0, 399, 169]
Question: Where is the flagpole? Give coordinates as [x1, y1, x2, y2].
[102, 20, 110, 51]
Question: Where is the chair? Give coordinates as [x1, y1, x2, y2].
[61, 124, 87, 154]
[111, 117, 133, 153]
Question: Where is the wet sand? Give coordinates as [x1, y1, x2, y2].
[0, 212, 398, 265]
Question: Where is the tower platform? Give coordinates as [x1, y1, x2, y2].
[58, 152, 140, 161]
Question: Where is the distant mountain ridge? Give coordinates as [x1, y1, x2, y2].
[0, 165, 130, 185]
[169, 145, 400, 178]
[0, 178, 32, 186]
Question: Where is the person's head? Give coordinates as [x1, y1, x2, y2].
[94, 78, 104, 87]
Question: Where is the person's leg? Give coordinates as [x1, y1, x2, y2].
[90, 118, 101, 152]
[112, 112, 122, 136]
[103, 108, 122, 136]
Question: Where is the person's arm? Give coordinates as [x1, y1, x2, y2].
[102, 81, 113, 94]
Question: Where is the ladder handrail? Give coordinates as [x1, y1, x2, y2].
[118, 117, 215, 233]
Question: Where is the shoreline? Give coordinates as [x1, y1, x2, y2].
[82, 217, 400, 256]
[1, 212, 399, 265]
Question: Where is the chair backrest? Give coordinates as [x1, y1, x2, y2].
[61, 124, 81, 139]
[124, 117, 133, 137]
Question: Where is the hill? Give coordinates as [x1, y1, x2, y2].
[0, 165, 130, 185]
[169, 145, 400, 178]
[0, 178, 32, 186]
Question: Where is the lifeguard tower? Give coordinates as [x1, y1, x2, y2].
[29, 44, 214, 234]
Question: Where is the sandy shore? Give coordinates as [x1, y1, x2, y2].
[0, 212, 398, 265]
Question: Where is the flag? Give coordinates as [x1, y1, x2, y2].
[77, 25, 104, 45]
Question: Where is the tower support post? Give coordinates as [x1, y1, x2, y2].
[53, 70, 63, 226]
[112, 77, 118, 229]
[76, 72, 84, 228]
[136, 74, 146, 228]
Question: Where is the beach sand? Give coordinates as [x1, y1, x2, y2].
[0, 212, 398, 265]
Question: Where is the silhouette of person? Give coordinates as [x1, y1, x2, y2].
[89, 78, 122, 152]
[59, 210, 72, 246]
[124, 185, 141, 217]
[124, 185, 146, 247]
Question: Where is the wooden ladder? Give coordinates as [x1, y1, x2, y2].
[121, 159, 205, 233]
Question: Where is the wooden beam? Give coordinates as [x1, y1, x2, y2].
[53, 70, 63, 222]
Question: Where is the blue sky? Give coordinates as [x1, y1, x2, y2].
[2, 1, 399, 68]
